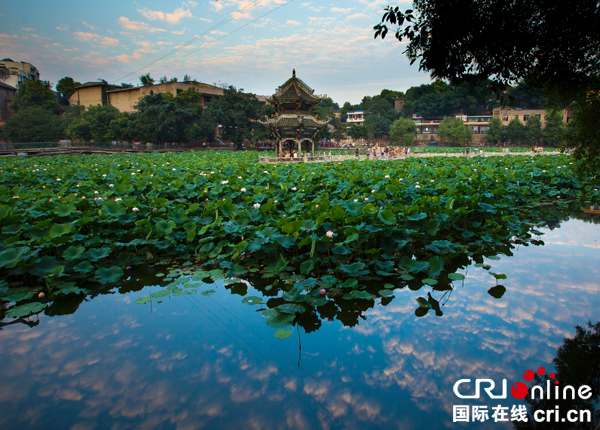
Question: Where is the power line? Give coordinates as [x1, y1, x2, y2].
[110, 0, 267, 83]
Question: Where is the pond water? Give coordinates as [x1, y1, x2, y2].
[1, 216, 599, 430]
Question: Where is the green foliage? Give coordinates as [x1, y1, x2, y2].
[348, 124, 371, 140]
[526, 115, 542, 145]
[4, 107, 66, 142]
[437, 116, 472, 145]
[56, 77, 81, 102]
[0, 151, 598, 322]
[486, 117, 504, 143]
[9, 79, 62, 113]
[132, 92, 198, 143]
[204, 86, 261, 150]
[139, 73, 155, 87]
[389, 117, 417, 145]
[374, 1, 599, 167]
[567, 92, 600, 175]
[541, 111, 567, 147]
[365, 113, 392, 137]
[67, 104, 123, 142]
[505, 118, 526, 145]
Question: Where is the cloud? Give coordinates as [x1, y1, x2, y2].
[135, 41, 154, 48]
[118, 17, 166, 32]
[286, 20, 301, 26]
[209, 0, 287, 18]
[73, 32, 96, 41]
[116, 48, 159, 64]
[101, 37, 119, 46]
[331, 7, 352, 13]
[138, 2, 196, 24]
[73, 32, 119, 46]
[56, 24, 69, 31]
[347, 13, 370, 20]
[22, 27, 35, 31]
[83, 22, 96, 30]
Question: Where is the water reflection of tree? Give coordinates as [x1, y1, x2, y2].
[514, 322, 600, 430]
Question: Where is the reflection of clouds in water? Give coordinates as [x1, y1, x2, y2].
[344, 219, 600, 423]
[0, 219, 597, 430]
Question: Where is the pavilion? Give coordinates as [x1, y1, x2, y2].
[261, 70, 329, 157]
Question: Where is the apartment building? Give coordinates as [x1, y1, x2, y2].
[0, 59, 40, 88]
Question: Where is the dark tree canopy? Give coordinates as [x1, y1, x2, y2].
[9, 80, 62, 113]
[56, 77, 81, 101]
[375, 0, 600, 170]
[374, 0, 599, 96]
[203, 86, 261, 150]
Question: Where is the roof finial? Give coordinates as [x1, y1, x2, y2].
[292, 69, 296, 78]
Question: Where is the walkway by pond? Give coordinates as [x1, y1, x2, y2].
[259, 150, 563, 164]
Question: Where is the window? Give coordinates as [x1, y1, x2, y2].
[502, 115, 508, 121]
[535, 114, 541, 119]
[523, 115, 529, 121]
[514, 115, 519, 120]
[481, 126, 489, 134]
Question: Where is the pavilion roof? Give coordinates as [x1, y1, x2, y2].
[267, 70, 325, 107]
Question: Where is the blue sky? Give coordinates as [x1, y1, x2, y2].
[0, 0, 432, 104]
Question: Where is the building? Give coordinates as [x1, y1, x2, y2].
[69, 81, 226, 112]
[69, 80, 270, 113]
[260, 70, 328, 157]
[0, 81, 17, 122]
[492, 107, 572, 127]
[411, 114, 493, 144]
[0, 59, 40, 88]
[346, 111, 365, 126]
[393, 98, 406, 112]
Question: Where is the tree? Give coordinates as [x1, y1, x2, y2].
[132, 92, 197, 143]
[374, 1, 600, 167]
[203, 86, 261, 150]
[0, 67, 10, 81]
[251, 104, 276, 143]
[174, 87, 204, 115]
[365, 114, 392, 137]
[139, 73, 155, 87]
[183, 74, 191, 82]
[4, 107, 66, 142]
[9, 80, 61, 113]
[56, 77, 81, 100]
[541, 111, 567, 146]
[389, 117, 417, 145]
[159, 76, 168, 84]
[437, 116, 472, 146]
[349, 124, 371, 140]
[485, 117, 504, 144]
[505, 118, 526, 145]
[525, 115, 542, 145]
[67, 104, 122, 142]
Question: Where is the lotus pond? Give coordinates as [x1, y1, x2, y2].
[0, 152, 599, 429]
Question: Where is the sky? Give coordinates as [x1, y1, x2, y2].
[0, 0, 433, 105]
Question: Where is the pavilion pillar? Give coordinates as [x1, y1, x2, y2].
[297, 139, 301, 156]
[311, 139, 315, 157]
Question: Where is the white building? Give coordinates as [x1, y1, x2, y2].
[0, 59, 40, 88]
[346, 110, 365, 126]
